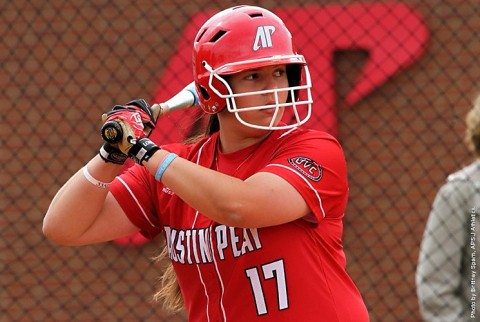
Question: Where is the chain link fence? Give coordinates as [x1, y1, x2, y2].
[2, 0, 480, 321]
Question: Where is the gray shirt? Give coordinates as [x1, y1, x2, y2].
[416, 160, 480, 321]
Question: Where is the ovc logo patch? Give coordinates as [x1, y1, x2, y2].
[288, 156, 322, 181]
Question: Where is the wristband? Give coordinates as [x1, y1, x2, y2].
[128, 138, 161, 165]
[82, 165, 112, 189]
[155, 153, 178, 182]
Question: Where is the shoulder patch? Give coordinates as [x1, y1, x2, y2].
[288, 156, 322, 181]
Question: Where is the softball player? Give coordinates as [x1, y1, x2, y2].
[44, 5, 369, 321]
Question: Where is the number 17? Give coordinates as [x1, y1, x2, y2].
[245, 259, 289, 315]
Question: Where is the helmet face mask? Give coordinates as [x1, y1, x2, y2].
[193, 5, 313, 130]
[203, 58, 313, 130]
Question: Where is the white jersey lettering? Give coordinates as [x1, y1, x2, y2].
[192, 229, 200, 263]
[215, 225, 228, 260]
[185, 229, 192, 264]
[240, 228, 254, 255]
[230, 227, 241, 257]
[165, 225, 263, 264]
[198, 227, 213, 263]
[176, 230, 185, 264]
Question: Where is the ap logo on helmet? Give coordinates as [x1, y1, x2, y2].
[253, 26, 275, 51]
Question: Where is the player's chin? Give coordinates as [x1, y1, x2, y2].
[262, 108, 284, 126]
[252, 116, 283, 130]
[239, 108, 284, 129]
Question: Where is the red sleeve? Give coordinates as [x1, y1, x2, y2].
[261, 131, 348, 222]
[110, 164, 162, 239]
[110, 138, 207, 239]
[109, 143, 188, 239]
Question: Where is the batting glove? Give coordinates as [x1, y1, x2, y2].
[128, 137, 161, 165]
[101, 99, 156, 154]
[99, 142, 128, 165]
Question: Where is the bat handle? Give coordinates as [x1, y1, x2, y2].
[101, 121, 123, 144]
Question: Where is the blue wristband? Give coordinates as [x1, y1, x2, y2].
[155, 153, 178, 181]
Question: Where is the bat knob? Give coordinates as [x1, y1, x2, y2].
[101, 121, 123, 144]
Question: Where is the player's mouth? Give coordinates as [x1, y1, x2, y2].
[261, 102, 278, 115]
[262, 107, 276, 115]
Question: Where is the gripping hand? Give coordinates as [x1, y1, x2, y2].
[101, 99, 156, 153]
[100, 99, 160, 164]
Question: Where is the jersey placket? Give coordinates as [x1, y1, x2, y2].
[194, 223, 227, 322]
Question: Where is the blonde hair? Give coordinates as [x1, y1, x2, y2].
[153, 247, 184, 312]
[465, 94, 480, 155]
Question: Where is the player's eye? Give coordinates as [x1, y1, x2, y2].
[273, 68, 286, 77]
[244, 72, 259, 80]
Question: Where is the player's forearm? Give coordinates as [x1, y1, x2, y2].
[43, 156, 122, 244]
[145, 151, 261, 227]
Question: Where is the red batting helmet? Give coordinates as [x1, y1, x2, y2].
[193, 5, 312, 130]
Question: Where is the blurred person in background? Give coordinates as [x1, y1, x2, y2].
[416, 94, 480, 321]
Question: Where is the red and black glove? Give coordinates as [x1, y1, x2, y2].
[99, 99, 159, 165]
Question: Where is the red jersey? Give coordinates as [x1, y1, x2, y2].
[110, 127, 369, 322]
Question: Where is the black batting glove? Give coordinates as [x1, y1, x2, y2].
[128, 138, 161, 165]
[99, 142, 128, 165]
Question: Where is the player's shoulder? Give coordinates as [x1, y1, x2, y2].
[277, 128, 343, 156]
[277, 127, 339, 142]
[271, 128, 346, 171]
